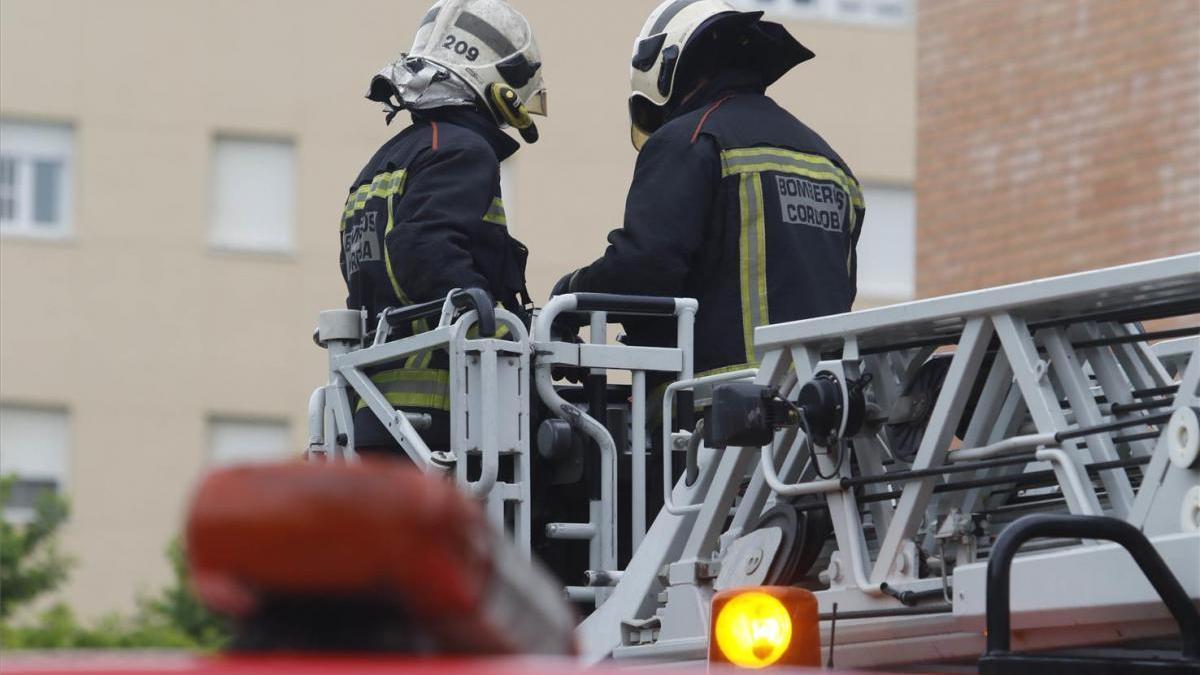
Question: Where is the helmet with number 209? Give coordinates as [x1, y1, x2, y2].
[368, 0, 546, 142]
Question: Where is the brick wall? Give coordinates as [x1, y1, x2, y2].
[916, 0, 1199, 297]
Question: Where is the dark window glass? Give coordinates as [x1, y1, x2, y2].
[3, 478, 58, 512]
[32, 159, 61, 225]
[0, 156, 15, 222]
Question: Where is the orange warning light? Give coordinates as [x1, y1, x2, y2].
[709, 586, 820, 669]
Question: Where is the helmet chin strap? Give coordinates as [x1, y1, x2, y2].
[380, 97, 404, 126]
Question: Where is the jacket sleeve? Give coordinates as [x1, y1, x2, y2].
[386, 140, 495, 303]
[566, 131, 721, 297]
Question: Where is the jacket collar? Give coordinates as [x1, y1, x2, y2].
[664, 67, 766, 125]
[412, 106, 521, 161]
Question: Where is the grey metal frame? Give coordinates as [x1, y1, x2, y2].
[311, 290, 705, 603]
[308, 256, 1199, 669]
[309, 294, 532, 552]
[533, 294, 698, 606]
[585, 254, 1200, 668]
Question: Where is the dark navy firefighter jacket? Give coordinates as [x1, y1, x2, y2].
[340, 107, 529, 446]
[560, 71, 864, 377]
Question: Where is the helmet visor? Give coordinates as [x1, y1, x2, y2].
[628, 95, 665, 151]
[525, 88, 548, 116]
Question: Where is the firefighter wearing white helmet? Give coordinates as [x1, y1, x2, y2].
[344, 0, 542, 457]
[555, 0, 866, 397]
[367, 0, 546, 139]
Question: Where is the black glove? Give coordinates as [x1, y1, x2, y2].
[549, 328, 587, 384]
[549, 271, 586, 383]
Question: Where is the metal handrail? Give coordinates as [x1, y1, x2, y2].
[984, 513, 1199, 659]
[661, 368, 758, 515]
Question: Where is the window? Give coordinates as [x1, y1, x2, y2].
[0, 120, 74, 237]
[0, 406, 70, 523]
[210, 137, 296, 253]
[855, 184, 915, 302]
[731, 0, 911, 25]
[208, 418, 294, 465]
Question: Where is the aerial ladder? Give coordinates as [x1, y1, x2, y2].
[308, 253, 1200, 672]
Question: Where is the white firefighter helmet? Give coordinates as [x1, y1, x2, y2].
[628, 0, 814, 149]
[368, 0, 546, 140]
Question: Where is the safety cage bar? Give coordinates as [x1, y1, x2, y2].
[310, 288, 705, 586]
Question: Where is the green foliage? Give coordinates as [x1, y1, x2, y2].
[0, 603, 197, 650]
[0, 476, 74, 620]
[0, 475, 230, 650]
[132, 539, 229, 650]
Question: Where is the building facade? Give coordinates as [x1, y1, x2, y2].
[917, 0, 1199, 297]
[0, 0, 915, 617]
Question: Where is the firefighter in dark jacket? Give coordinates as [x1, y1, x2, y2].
[553, 0, 864, 380]
[342, 0, 546, 456]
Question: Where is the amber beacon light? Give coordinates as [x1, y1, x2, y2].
[709, 587, 820, 669]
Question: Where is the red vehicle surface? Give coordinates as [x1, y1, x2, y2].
[0, 465, 854, 675]
[0, 654, 849, 675]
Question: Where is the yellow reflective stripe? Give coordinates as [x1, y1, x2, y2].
[341, 169, 412, 303]
[342, 169, 408, 222]
[370, 368, 448, 385]
[482, 197, 507, 225]
[720, 147, 863, 208]
[359, 391, 450, 411]
[647, 361, 761, 429]
[404, 349, 435, 369]
[752, 174, 768, 351]
[695, 361, 759, 379]
[467, 321, 512, 339]
[737, 173, 767, 365]
[383, 189, 412, 304]
[357, 367, 451, 412]
[846, 194, 859, 274]
[738, 175, 753, 364]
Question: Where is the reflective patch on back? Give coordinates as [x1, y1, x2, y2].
[342, 210, 382, 277]
[775, 174, 847, 233]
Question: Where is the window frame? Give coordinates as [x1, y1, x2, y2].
[0, 404, 71, 524]
[731, 0, 911, 26]
[208, 134, 298, 257]
[0, 119, 76, 240]
[854, 182, 916, 304]
[207, 415, 295, 466]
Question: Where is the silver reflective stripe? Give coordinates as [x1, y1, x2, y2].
[414, 6, 442, 51]
[364, 368, 452, 411]
[377, 377, 447, 396]
[455, 11, 518, 56]
[651, 0, 698, 35]
[721, 148, 864, 208]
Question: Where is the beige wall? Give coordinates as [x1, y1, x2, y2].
[0, 0, 913, 617]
